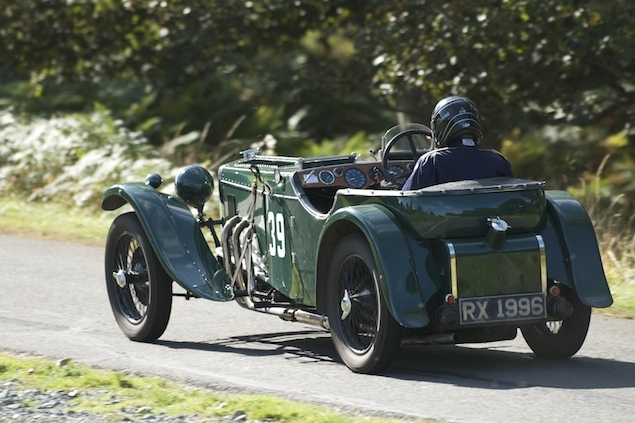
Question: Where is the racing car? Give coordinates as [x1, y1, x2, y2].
[101, 123, 613, 374]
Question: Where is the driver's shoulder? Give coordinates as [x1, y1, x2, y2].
[424, 147, 452, 156]
[422, 147, 452, 160]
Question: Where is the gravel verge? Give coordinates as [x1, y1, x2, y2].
[0, 380, 270, 423]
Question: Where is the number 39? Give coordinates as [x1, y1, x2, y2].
[267, 211, 286, 258]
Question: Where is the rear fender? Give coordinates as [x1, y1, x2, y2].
[318, 204, 433, 328]
[102, 183, 233, 301]
[541, 190, 612, 308]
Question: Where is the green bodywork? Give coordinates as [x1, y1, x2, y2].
[541, 190, 613, 308]
[101, 154, 612, 329]
[101, 183, 233, 301]
[321, 181, 548, 326]
[320, 204, 433, 327]
[217, 156, 612, 328]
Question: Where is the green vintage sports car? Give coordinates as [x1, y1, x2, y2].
[101, 123, 613, 374]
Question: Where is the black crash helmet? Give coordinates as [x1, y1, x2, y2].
[430, 96, 483, 147]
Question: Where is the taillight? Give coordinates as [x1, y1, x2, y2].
[548, 285, 561, 297]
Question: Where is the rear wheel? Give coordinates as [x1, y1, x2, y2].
[521, 287, 591, 359]
[326, 234, 403, 373]
[105, 212, 173, 341]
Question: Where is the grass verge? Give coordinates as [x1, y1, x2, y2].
[0, 353, 427, 423]
[0, 197, 116, 246]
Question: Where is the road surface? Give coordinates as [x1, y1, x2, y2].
[1, 234, 634, 423]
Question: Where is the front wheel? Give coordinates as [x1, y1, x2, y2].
[105, 212, 173, 341]
[326, 234, 403, 373]
[521, 287, 591, 359]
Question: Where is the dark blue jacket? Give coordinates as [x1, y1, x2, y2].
[401, 145, 513, 191]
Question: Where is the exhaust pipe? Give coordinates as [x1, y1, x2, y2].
[221, 215, 242, 276]
[231, 219, 251, 291]
[247, 305, 330, 330]
[278, 309, 330, 330]
[222, 216, 329, 330]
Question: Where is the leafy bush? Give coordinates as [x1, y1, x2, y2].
[0, 106, 178, 209]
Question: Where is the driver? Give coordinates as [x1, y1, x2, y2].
[401, 96, 512, 190]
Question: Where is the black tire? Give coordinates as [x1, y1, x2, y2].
[520, 287, 591, 359]
[105, 212, 172, 341]
[326, 234, 403, 373]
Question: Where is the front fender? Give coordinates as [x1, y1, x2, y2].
[102, 183, 233, 301]
[541, 190, 613, 308]
[320, 204, 432, 328]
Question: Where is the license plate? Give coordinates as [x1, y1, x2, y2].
[458, 293, 546, 325]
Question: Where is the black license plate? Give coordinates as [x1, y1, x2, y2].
[458, 293, 546, 325]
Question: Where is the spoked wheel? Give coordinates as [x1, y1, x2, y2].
[326, 234, 403, 373]
[105, 212, 172, 341]
[521, 286, 591, 359]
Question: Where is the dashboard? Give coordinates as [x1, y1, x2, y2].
[296, 161, 414, 190]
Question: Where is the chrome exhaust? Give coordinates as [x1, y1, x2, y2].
[278, 308, 330, 330]
[231, 219, 251, 291]
[220, 215, 242, 276]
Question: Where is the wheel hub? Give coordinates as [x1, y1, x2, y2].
[112, 270, 127, 288]
[340, 289, 352, 320]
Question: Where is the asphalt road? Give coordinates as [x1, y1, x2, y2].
[1, 233, 635, 423]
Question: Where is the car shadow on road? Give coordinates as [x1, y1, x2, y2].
[155, 330, 635, 390]
[155, 329, 337, 364]
[388, 343, 635, 390]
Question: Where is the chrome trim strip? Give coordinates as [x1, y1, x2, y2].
[220, 179, 252, 190]
[535, 234, 547, 293]
[271, 193, 298, 200]
[447, 241, 458, 297]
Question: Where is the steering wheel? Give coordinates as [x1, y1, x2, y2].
[381, 128, 433, 186]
